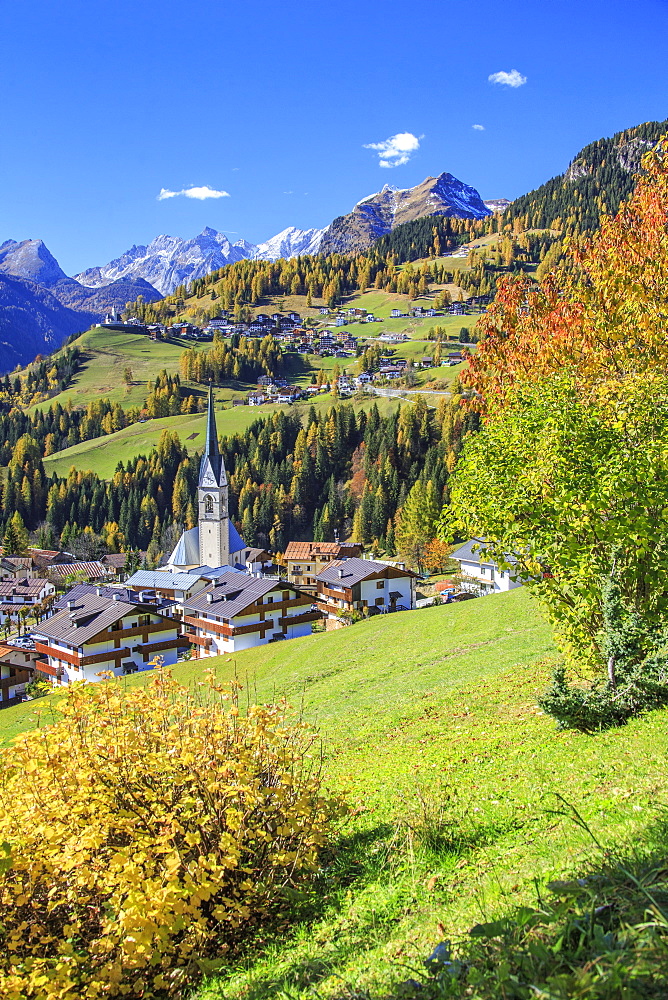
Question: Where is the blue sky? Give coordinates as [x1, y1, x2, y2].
[3, 0, 668, 274]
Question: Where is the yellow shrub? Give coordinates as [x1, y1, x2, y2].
[0, 671, 343, 998]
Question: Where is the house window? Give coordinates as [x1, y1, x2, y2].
[204, 495, 214, 516]
[376, 581, 384, 590]
[138, 614, 150, 627]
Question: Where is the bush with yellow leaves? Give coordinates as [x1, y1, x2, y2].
[0, 670, 344, 998]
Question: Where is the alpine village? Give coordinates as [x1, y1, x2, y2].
[1, 32, 668, 990]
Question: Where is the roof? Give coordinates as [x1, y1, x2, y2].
[101, 553, 127, 568]
[35, 593, 148, 647]
[284, 541, 361, 561]
[246, 547, 270, 561]
[53, 583, 135, 610]
[125, 569, 205, 592]
[0, 578, 51, 598]
[451, 538, 517, 568]
[168, 525, 200, 566]
[185, 572, 287, 620]
[47, 561, 107, 580]
[317, 557, 417, 587]
[1, 556, 33, 569]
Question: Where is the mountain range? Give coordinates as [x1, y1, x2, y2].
[75, 171, 492, 296]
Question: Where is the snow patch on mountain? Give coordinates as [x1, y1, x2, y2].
[253, 227, 325, 260]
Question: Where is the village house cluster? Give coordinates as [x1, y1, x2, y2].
[0, 392, 457, 706]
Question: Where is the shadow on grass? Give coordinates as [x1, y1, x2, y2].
[383, 806, 668, 1000]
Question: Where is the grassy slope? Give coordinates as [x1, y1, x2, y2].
[42, 393, 402, 479]
[4, 590, 666, 997]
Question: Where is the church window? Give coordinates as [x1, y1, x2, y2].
[204, 495, 214, 516]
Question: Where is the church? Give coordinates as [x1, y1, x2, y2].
[165, 387, 247, 572]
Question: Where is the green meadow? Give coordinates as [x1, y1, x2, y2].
[4, 589, 667, 997]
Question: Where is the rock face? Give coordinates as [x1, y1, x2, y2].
[253, 226, 325, 261]
[76, 226, 326, 295]
[484, 198, 512, 213]
[0, 239, 68, 287]
[76, 227, 251, 296]
[319, 173, 491, 254]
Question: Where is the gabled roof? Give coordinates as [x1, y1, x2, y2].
[45, 561, 107, 580]
[185, 572, 288, 619]
[0, 578, 50, 598]
[35, 594, 147, 647]
[317, 557, 417, 587]
[53, 583, 135, 609]
[284, 541, 361, 560]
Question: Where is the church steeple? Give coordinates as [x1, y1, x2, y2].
[198, 386, 229, 567]
[199, 384, 226, 488]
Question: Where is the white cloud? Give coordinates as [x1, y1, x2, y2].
[364, 131, 421, 168]
[472, 124, 485, 130]
[157, 185, 230, 201]
[488, 69, 527, 88]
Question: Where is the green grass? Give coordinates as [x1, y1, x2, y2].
[4, 589, 667, 997]
[42, 393, 403, 478]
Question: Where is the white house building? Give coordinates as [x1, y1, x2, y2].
[451, 538, 522, 595]
[182, 571, 320, 656]
[166, 386, 246, 572]
[315, 557, 417, 624]
[33, 591, 182, 685]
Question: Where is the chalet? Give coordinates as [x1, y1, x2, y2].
[390, 309, 403, 318]
[364, 314, 377, 323]
[420, 356, 433, 368]
[411, 307, 424, 317]
[0, 578, 55, 624]
[450, 538, 522, 595]
[284, 541, 363, 595]
[316, 558, 418, 623]
[335, 316, 346, 327]
[355, 373, 373, 386]
[271, 312, 282, 322]
[288, 312, 301, 322]
[208, 316, 229, 328]
[0, 556, 34, 580]
[426, 308, 437, 317]
[449, 302, 465, 315]
[28, 548, 76, 572]
[343, 336, 358, 350]
[33, 591, 183, 685]
[319, 307, 329, 315]
[248, 392, 266, 406]
[183, 572, 320, 656]
[447, 352, 465, 363]
[256, 313, 270, 323]
[101, 553, 128, 580]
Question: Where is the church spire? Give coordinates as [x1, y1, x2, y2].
[205, 383, 219, 459]
[199, 384, 226, 487]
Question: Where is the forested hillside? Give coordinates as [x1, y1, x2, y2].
[505, 118, 668, 234]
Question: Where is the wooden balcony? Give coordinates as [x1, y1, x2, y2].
[278, 610, 322, 627]
[100, 621, 176, 642]
[0, 669, 31, 693]
[184, 633, 213, 648]
[35, 660, 62, 678]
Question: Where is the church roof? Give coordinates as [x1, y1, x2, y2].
[167, 521, 247, 569]
[167, 526, 201, 567]
[199, 385, 226, 488]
